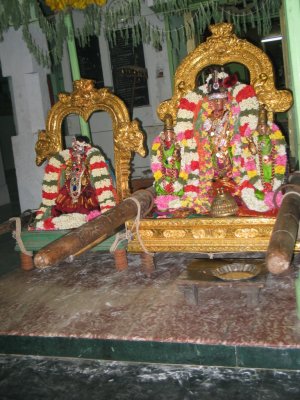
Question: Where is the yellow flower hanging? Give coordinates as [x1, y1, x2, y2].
[247, 170, 258, 179]
[45, 0, 107, 11]
[179, 171, 188, 181]
[270, 129, 284, 141]
[152, 143, 160, 151]
[153, 170, 163, 180]
[275, 165, 285, 175]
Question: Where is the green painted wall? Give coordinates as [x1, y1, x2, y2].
[282, 0, 300, 166]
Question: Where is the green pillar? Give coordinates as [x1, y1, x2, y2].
[282, 0, 300, 165]
[296, 277, 300, 320]
[64, 12, 91, 141]
[282, 0, 300, 320]
[164, 16, 175, 93]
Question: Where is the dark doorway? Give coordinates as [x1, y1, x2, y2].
[0, 65, 20, 213]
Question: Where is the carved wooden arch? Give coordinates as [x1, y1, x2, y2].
[35, 79, 146, 201]
[157, 22, 293, 124]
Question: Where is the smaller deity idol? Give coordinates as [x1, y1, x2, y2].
[151, 115, 184, 211]
[33, 136, 117, 230]
[52, 136, 99, 216]
[240, 104, 287, 213]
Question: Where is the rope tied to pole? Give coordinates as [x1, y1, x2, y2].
[110, 193, 154, 256]
[9, 217, 33, 257]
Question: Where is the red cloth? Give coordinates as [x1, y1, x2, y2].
[51, 182, 99, 217]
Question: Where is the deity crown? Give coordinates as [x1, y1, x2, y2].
[207, 68, 238, 100]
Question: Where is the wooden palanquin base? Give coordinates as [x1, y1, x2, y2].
[15, 230, 127, 270]
[15, 230, 126, 252]
[127, 216, 300, 254]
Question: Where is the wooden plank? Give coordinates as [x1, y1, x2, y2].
[15, 230, 124, 252]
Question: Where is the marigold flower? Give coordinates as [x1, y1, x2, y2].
[153, 170, 163, 180]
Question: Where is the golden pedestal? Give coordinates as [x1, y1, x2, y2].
[127, 216, 300, 254]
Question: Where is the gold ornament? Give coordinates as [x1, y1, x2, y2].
[210, 188, 238, 217]
[247, 137, 257, 155]
[45, 0, 107, 11]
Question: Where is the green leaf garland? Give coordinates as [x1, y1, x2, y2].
[0, 0, 281, 68]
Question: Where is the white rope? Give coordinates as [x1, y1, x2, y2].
[9, 217, 33, 257]
[109, 231, 129, 253]
[283, 191, 300, 199]
[110, 196, 154, 256]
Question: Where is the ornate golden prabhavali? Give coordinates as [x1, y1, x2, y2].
[127, 22, 294, 254]
[157, 22, 292, 124]
[35, 79, 146, 201]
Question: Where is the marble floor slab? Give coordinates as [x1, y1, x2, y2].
[1, 249, 300, 361]
[1, 194, 300, 369]
[1, 355, 300, 400]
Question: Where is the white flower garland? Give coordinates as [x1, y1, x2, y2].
[35, 213, 87, 230]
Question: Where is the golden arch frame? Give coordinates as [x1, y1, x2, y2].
[157, 23, 293, 124]
[35, 79, 146, 201]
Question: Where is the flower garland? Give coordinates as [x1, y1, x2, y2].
[239, 122, 287, 212]
[151, 74, 259, 213]
[32, 146, 117, 230]
[151, 135, 184, 210]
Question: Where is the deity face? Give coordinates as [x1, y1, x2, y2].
[258, 123, 269, 136]
[209, 97, 227, 114]
[162, 129, 175, 144]
[72, 139, 86, 155]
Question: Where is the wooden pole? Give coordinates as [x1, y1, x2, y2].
[265, 172, 300, 274]
[34, 188, 155, 269]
